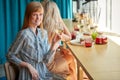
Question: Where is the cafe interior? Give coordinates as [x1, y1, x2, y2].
[0, 0, 120, 80]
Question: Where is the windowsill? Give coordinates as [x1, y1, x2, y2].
[91, 28, 120, 45]
[100, 30, 120, 45]
[107, 35, 120, 46]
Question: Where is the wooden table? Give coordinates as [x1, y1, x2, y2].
[66, 38, 120, 80]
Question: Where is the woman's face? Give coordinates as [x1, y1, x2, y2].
[30, 10, 43, 27]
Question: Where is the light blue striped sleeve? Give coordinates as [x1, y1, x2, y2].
[6, 31, 26, 65]
[42, 30, 56, 64]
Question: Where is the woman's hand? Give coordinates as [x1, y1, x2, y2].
[51, 32, 61, 50]
[55, 28, 71, 42]
[19, 62, 39, 80]
[27, 63, 39, 80]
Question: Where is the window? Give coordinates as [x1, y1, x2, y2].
[72, 0, 120, 34]
[111, 0, 120, 33]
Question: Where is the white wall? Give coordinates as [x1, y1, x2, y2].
[112, 0, 120, 33]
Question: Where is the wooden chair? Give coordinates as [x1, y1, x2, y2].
[4, 62, 19, 80]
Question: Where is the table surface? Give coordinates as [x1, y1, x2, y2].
[66, 38, 120, 80]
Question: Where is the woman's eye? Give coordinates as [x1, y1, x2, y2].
[39, 13, 43, 16]
[32, 14, 36, 16]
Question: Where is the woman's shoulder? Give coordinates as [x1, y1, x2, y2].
[17, 28, 30, 37]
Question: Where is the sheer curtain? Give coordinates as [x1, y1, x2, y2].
[0, 0, 72, 64]
[77, 0, 101, 24]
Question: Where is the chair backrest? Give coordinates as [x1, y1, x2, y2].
[4, 62, 19, 80]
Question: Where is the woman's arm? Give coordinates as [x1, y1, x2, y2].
[7, 31, 39, 80]
[60, 19, 71, 41]
[6, 31, 25, 65]
[43, 31, 61, 64]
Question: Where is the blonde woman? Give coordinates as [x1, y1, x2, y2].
[42, 0, 77, 80]
[6, 1, 65, 80]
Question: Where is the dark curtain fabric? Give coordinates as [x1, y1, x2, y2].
[53, 0, 73, 19]
[0, 0, 72, 64]
[0, 0, 38, 64]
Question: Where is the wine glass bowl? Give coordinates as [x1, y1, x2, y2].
[55, 28, 63, 35]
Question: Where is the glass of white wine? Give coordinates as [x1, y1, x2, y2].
[55, 28, 63, 35]
[55, 23, 64, 35]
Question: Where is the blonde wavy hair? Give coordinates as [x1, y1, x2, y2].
[42, 0, 64, 43]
